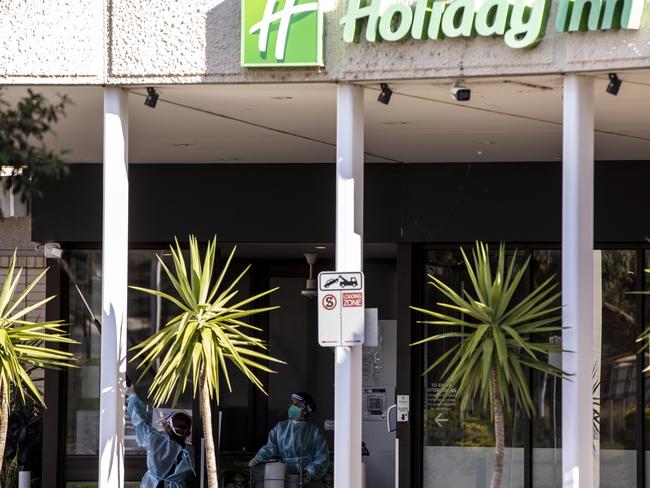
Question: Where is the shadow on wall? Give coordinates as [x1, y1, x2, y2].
[205, 0, 243, 77]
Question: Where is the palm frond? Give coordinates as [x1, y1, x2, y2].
[411, 242, 566, 417]
[129, 236, 283, 407]
[0, 251, 77, 405]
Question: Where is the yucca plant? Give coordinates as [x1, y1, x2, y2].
[0, 453, 18, 488]
[130, 236, 284, 488]
[411, 242, 566, 488]
[0, 252, 77, 468]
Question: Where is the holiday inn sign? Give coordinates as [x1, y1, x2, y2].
[241, 0, 645, 66]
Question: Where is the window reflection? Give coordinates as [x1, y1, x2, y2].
[643, 250, 650, 488]
[530, 250, 562, 488]
[600, 250, 637, 488]
[65, 251, 194, 457]
[421, 249, 525, 488]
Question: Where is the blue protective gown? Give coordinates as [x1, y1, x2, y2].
[127, 394, 196, 488]
[254, 419, 330, 480]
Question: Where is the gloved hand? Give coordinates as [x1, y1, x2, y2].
[125, 384, 135, 398]
[248, 457, 261, 468]
[303, 470, 312, 485]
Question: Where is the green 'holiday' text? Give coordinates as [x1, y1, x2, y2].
[340, 0, 645, 49]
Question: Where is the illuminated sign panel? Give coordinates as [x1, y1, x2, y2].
[241, 0, 324, 67]
[240, 0, 646, 68]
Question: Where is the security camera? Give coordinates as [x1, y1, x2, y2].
[450, 81, 471, 102]
[42, 242, 63, 259]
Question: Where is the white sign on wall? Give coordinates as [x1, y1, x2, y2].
[397, 395, 409, 423]
[318, 271, 365, 347]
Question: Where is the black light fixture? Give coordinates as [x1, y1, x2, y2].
[377, 83, 393, 105]
[606, 73, 621, 95]
[144, 87, 159, 108]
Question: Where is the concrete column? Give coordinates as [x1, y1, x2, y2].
[335, 83, 364, 488]
[561, 75, 594, 488]
[99, 88, 129, 488]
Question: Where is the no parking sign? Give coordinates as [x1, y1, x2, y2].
[317, 271, 365, 347]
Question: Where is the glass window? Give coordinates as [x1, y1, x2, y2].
[419, 247, 648, 488]
[644, 250, 650, 488]
[66, 251, 101, 456]
[599, 250, 637, 488]
[65, 251, 194, 457]
[267, 276, 334, 450]
[421, 250, 525, 488]
[217, 265, 252, 453]
[530, 250, 562, 488]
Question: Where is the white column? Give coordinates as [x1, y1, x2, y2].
[99, 88, 129, 488]
[562, 75, 594, 488]
[335, 83, 364, 488]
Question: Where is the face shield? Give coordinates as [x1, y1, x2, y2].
[290, 393, 314, 417]
[164, 412, 192, 439]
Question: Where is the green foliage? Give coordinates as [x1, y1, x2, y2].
[130, 235, 284, 407]
[0, 251, 77, 404]
[411, 242, 565, 417]
[0, 453, 18, 488]
[0, 89, 70, 215]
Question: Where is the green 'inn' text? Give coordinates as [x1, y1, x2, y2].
[341, 0, 645, 49]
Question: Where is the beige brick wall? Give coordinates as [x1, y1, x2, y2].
[0, 255, 47, 322]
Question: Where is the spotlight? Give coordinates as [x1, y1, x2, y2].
[606, 73, 621, 96]
[377, 83, 393, 105]
[450, 81, 471, 102]
[144, 87, 159, 108]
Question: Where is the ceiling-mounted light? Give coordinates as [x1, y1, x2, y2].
[144, 87, 159, 108]
[606, 73, 621, 96]
[377, 83, 393, 105]
[301, 253, 318, 298]
[450, 81, 471, 102]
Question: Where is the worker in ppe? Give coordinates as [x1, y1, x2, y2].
[126, 385, 196, 488]
[249, 392, 329, 486]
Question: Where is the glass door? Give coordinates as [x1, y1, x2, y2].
[419, 249, 526, 488]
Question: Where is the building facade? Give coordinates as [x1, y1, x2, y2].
[1, 0, 650, 487]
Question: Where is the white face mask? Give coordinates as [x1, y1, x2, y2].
[165, 413, 190, 438]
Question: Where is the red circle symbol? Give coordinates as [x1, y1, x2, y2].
[322, 294, 337, 310]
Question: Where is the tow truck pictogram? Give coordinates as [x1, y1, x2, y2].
[339, 275, 358, 288]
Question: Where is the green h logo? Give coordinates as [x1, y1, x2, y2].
[241, 0, 324, 67]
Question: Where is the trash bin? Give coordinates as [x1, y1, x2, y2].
[264, 462, 285, 488]
[250, 460, 306, 488]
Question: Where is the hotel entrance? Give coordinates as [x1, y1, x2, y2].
[1, 68, 647, 488]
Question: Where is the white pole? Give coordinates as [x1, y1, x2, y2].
[561, 75, 594, 488]
[99, 88, 129, 488]
[335, 83, 364, 488]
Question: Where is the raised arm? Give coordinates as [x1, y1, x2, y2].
[126, 393, 157, 449]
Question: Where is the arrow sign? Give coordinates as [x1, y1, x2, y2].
[434, 413, 448, 428]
